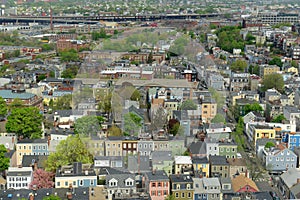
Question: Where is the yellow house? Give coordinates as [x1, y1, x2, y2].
[16, 143, 32, 166]
[164, 99, 179, 120]
[286, 66, 298, 74]
[105, 137, 123, 156]
[259, 64, 280, 77]
[248, 124, 276, 146]
[232, 91, 260, 106]
[192, 157, 210, 178]
[174, 156, 193, 175]
[201, 100, 217, 123]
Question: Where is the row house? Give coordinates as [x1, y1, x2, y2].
[174, 156, 193, 175]
[151, 151, 173, 176]
[169, 174, 194, 200]
[229, 73, 250, 92]
[246, 124, 276, 147]
[106, 173, 136, 200]
[209, 155, 230, 178]
[6, 167, 33, 190]
[55, 162, 97, 189]
[16, 139, 49, 166]
[193, 177, 222, 200]
[144, 170, 170, 200]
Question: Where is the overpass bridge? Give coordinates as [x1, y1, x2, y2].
[0, 13, 224, 24]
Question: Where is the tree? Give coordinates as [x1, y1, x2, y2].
[45, 135, 93, 172]
[265, 142, 275, 148]
[209, 87, 225, 110]
[98, 92, 112, 118]
[43, 195, 62, 200]
[291, 60, 298, 68]
[61, 66, 79, 79]
[6, 107, 43, 139]
[29, 169, 54, 189]
[59, 49, 79, 62]
[230, 60, 247, 72]
[269, 57, 283, 68]
[147, 51, 154, 64]
[130, 89, 141, 101]
[262, 73, 284, 93]
[9, 98, 24, 110]
[169, 35, 190, 56]
[181, 99, 197, 110]
[165, 194, 175, 200]
[248, 65, 260, 75]
[271, 114, 286, 123]
[211, 114, 226, 124]
[0, 97, 7, 118]
[74, 115, 102, 136]
[54, 94, 72, 110]
[107, 125, 123, 136]
[0, 144, 9, 172]
[124, 112, 142, 136]
[244, 102, 263, 115]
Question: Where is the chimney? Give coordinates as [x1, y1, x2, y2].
[29, 193, 34, 200]
[47, 135, 51, 147]
[66, 192, 72, 200]
[297, 178, 300, 184]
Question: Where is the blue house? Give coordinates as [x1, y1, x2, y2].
[282, 133, 300, 150]
[55, 162, 97, 188]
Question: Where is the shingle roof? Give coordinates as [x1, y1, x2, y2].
[280, 168, 300, 188]
[22, 155, 48, 169]
[145, 170, 169, 181]
[170, 173, 193, 182]
[209, 155, 229, 165]
[0, 90, 35, 99]
[106, 173, 136, 189]
[232, 175, 259, 192]
[189, 141, 206, 155]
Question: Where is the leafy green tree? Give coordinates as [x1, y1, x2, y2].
[209, 87, 225, 109]
[211, 114, 226, 124]
[59, 49, 79, 62]
[262, 73, 284, 93]
[54, 94, 72, 110]
[45, 135, 93, 172]
[265, 142, 275, 148]
[291, 60, 298, 68]
[124, 112, 142, 136]
[244, 102, 263, 115]
[107, 125, 123, 136]
[181, 99, 197, 110]
[0, 97, 7, 118]
[74, 115, 102, 136]
[0, 144, 9, 172]
[169, 35, 190, 56]
[216, 26, 244, 53]
[43, 195, 62, 200]
[6, 107, 43, 139]
[248, 65, 260, 75]
[37, 74, 47, 82]
[61, 66, 79, 79]
[230, 60, 247, 72]
[147, 51, 154, 64]
[269, 57, 283, 68]
[98, 92, 112, 118]
[165, 194, 176, 200]
[130, 89, 141, 101]
[271, 114, 286, 123]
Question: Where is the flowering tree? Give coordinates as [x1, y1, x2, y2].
[29, 169, 54, 189]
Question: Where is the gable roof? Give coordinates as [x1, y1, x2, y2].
[232, 175, 259, 192]
[280, 168, 300, 188]
[188, 141, 206, 155]
[106, 173, 135, 188]
[145, 170, 169, 181]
